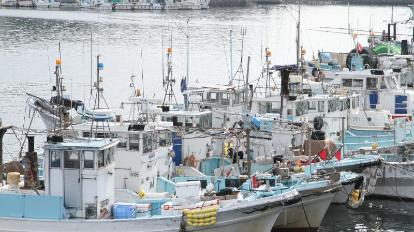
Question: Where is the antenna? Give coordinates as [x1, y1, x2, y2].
[162, 35, 178, 107]
[140, 49, 145, 98]
[229, 27, 247, 87]
[92, 55, 109, 110]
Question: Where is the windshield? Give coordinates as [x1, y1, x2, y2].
[385, 75, 400, 89]
[319, 52, 333, 63]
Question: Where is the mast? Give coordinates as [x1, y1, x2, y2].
[245, 56, 251, 176]
[347, 2, 350, 35]
[90, 33, 93, 96]
[162, 34, 178, 107]
[140, 49, 145, 98]
[96, 55, 101, 109]
[186, 18, 190, 88]
[0, 121, 12, 184]
[230, 29, 233, 80]
[93, 55, 108, 110]
[296, 3, 301, 69]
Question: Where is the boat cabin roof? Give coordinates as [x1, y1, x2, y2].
[159, 110, 212, 117]
[44, 138, 119, 150]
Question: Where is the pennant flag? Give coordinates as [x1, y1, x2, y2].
[319, 149, 327, 161]
[335, 149, 342, 161]
[357, 43, 363, 53]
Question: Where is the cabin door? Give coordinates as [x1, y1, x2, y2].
[63, 151, 82, 209]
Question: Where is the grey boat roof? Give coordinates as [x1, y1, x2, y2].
[44, 137, 119, 150]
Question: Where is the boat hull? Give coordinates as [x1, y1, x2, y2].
[274, 191, 335, 231]
[371, 161, 414, 200]
[0, 193, 287, 232]
[332, 183, 354, 204]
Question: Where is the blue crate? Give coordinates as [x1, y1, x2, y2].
[112, 203, 136, 219]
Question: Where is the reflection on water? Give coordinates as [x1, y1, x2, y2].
[320, 199, 414, 232]
[0, 6, 414, 231]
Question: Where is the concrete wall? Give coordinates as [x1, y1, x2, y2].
[209, 0, 414, 7]
[210, 0, 250, 7]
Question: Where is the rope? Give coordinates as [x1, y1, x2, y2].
[298, 192, 312, 230]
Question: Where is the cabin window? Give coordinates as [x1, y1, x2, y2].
[83, 151, 94, 169]
[295, 101, 307, 116]
[240, 91, 246, 103]
[380, 76, 386, 89]
[143, 133, 152, 153]
[50, 151, 61, 168]
[308, 101, 316, 110]
[352, 79, 363, 88]
[352, 97, 359, 109]
[159, 131, 172, 146]
[186, 116, 200, 127]
[344, 99, 350, 110]
[117, 135, 127, 148]
[328, 100, 336, 112]
[342, 79, 352, 87]
[82, 131, 90, 138]
[221, 93, 230, 105]
[337, 100, 344, 111]
[64, 151, 80, 169]
[234, 93, 240, 105]
[366, 78, 378, 90]
[129, 134, 140, 151]
[152, 133, 158, 150]
[97, 150, 105, 168]
[104, 149, 114, 166]
[318, 101, 325, 112]
[200, 115, 212, 129]
[96, 132, 105, 138]
[209, 92, 218, 102]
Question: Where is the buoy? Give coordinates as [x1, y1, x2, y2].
[138, 190, 145, 199]
[167, 47, 172, 54]
[55, 59, 61, 65]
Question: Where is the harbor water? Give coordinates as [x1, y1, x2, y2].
[0, 5, 413, 231]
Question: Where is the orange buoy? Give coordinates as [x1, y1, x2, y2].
[167, 47, 172, 54]
[55, 59, 62, 65]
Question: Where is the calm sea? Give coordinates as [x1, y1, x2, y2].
[0, 5, 413, 231]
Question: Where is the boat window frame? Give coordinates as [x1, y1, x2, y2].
[64, 150, 80, 169]
[83, 150, 95, 169]
[50, 150, 61, 168]
[128, 133, 140, 151]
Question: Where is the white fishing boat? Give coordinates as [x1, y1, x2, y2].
[0, 130, 300, 232]
[1, 0, 17, 7]
[59, 0, 81, 8]
[34, 0, 60, 8]
[371, 152, 414, 200]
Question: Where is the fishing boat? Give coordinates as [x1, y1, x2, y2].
[165, 164, 342, 232]
[254, 0, 283, 5]
[0, 129, 301, 232]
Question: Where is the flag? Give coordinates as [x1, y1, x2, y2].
[319, 149, 327, 161]
[335, 149, 342, 161]
[357, 43, 363, 53]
